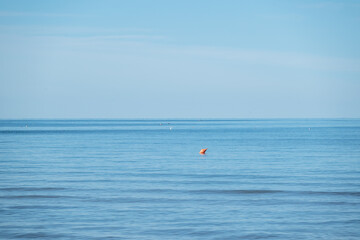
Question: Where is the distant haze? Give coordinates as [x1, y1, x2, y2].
[1, 0, 359, 118]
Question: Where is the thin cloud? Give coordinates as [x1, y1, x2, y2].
[75, 35, 166, 41]
[298, 1, 360, 9]
[0, 24, 160, 43]
[258, 13, 304, 21]
[0, 24, 154, 34]
[0, 11, 85, 18]
[160, 45, 360, 73]
[29, 34, 166, 43]
[1, 25, 358, 73]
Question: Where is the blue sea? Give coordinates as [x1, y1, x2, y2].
[1, 119, 360, 239]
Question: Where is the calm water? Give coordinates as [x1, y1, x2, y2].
[1, 119, 360, 239]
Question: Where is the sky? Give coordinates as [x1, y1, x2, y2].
[0, 0, 359, 118]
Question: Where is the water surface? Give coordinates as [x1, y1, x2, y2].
[1, 119, 359, 239]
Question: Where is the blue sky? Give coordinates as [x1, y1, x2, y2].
[0, 0, 359, 118]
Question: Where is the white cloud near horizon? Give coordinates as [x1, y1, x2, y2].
[8, 33, 356, 73]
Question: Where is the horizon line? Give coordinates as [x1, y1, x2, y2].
[1, 117, 359, 121]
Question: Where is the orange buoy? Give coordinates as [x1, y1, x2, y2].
[199, 148, 208, 154]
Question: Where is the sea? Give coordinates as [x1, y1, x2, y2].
[0, 119, 359, 239]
